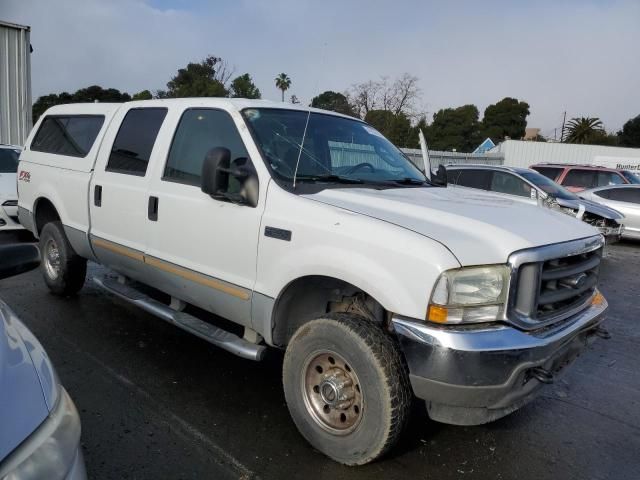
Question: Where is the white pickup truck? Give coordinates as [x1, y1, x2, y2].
[17, 99, 609, 465]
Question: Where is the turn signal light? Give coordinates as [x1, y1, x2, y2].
[427, 305, 448, 323]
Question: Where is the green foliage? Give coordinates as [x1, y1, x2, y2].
[310, 91, 355, 116]
[564, 117, 604, 144]
[32, 86, 130, 122]
[275, 73, 292, 102]
[132, 90, 153, 100]
[427, 105, 482, 152]
[230, 73, 261, 99]
[165, 55, 229, 98]
[364, 110, 413, 147]
[618, 115, 640, 147]
[481, 97, 530, 142]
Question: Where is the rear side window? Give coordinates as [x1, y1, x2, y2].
[531, 166, 562, 180]
[0, 148, 20, 173]
[562, 169, 596, 188]
[106, 108, 168, 176]
[605, 188, 640, 204]
[31, 115, 104, 158]
[164, 108, 248, 186]
[456, 169, 492, 190]
[490, 171, 532, 197]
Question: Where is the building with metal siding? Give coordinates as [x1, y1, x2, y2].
[0, 20, 32, 146]
[490, 140, 640, 169]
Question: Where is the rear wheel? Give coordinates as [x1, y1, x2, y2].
[39, 221, 87, 296]
[283, 314, 411, 465]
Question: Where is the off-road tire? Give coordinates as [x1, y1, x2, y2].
[282, 314, 411, 465]
[39, 221, 87, 296]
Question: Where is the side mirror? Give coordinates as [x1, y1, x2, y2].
[201, 148, 259, 208]
[432, 165, 448, 187]
[0, 244, 40, 281]
[201, 147, 231, 196]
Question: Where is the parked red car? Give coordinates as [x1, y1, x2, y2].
[531, 163, 640, 192]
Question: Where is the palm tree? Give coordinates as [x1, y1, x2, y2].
[564, 117, 604, 144]
[275, 73, 291, 102]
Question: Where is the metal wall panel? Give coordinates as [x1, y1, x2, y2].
[0, 20, 32, 146]
[491, 140, 640, 169]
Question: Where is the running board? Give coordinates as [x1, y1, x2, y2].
[93, 276, 266, 361]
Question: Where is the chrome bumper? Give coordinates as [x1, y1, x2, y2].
[392, 296, 608, 426]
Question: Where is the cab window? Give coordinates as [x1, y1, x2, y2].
[532, 166, 562, 181]
[163, 108, 250, 189]
[605, 188, 640, 204]
[106, 108, 167, 176]
[596, 171, 625, 187]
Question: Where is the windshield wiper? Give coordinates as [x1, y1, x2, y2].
[295, 174, 364, 184]
[383, 177, 428, 185]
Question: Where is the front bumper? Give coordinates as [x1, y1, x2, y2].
[0, 387, 86, 480]
[392, 296, 608, 426]
[0, 200, 23, 231]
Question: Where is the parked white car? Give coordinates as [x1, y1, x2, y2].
[0, 144, 24, 231]
[17, 99, 609, 465]
[580, 185, 640, 240]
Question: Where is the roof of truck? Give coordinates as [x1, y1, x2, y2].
[43, 98, 359, 120]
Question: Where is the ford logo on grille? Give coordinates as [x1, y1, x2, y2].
[560, 273, 588, 289]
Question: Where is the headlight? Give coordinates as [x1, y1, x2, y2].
[0, 387, 82, 480]
[428, 265, 510, 324]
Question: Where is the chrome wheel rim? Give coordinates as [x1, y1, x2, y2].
[302, 350, 363, 435]
[44, 238, 61, 280]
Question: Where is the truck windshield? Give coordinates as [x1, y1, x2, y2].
[519, 170, 578, 200]
[0, 148, 20, 173]
[241, 108, 426, 188]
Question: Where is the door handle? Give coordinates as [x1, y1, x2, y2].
[94, 185, 102, 207]
[148, 196, 159, 221]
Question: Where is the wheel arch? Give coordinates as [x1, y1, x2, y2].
[33, 197, 61, 236]
[270, 275, 388, 347]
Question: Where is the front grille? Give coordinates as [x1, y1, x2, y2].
[2, 200, 17, 207]
[511, 243, 602, 325]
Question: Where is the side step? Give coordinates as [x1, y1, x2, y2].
[94, 276, 266, 361]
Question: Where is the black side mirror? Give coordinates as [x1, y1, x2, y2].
[432, 165, 448, 187]
[0, 244, 40, 281]
[201, 147, 231, 196]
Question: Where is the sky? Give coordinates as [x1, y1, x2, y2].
[3, 0, 639, 137]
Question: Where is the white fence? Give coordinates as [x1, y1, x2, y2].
[401, 148, 504, 172]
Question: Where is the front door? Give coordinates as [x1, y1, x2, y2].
[89, 106, 169, 278]
[144, 107, 266, 326]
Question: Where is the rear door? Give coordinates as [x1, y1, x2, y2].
[89, 106, 169, 275]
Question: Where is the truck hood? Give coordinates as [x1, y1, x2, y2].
[0, 300, 51, 461]
[304, 186, 599, 265]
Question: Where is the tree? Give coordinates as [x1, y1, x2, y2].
[275, 73, 291, 102]
[364, 110, 413, 147]
[349, 73, 422, 119]
[32, 86, 130, 122]
[164, 55, 230, 98]
[564, 117, 604, 144]
[481, 97, 530, 142]
[619, 115, 640, 147]
[427, 104, 482, 152]
[229, 73, 261, 99]
[132, 90, 152, 100]
[310, 91, 355, 116]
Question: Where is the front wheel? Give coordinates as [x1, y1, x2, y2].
[39, 221, 87, 296]
[282, 314, 411, 465]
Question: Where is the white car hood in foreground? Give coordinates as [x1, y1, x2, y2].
[305, 186, 599, 265]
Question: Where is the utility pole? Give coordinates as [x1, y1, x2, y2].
[560, 111, 567, 142]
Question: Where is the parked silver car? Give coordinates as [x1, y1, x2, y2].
[446, 165, 624, 241]
[0, 244, 86, 480]
[579, 185, 640, 240]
